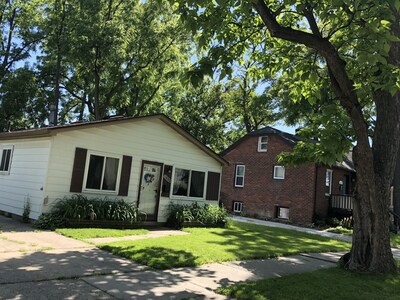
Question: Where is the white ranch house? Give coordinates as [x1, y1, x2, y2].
[0, 114, 226, 221]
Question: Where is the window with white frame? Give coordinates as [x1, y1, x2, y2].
[235, 165, 245, 187]
[277, 206, 289, 219]
[233, 201, 243, 213]
[325, 169, 333, 195]
[172, 168, 205, 198]
[273, 166, 285, 179]
[84, 152, 121, 192]
[0, 146, 13, 174]
[258, 136, 268, 152]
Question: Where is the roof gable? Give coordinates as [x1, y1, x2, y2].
[221, 126, 301, 156]
[221, 126, 354, 172]
[0, 114, 228, 166]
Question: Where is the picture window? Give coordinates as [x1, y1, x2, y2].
[172, 168, 205, 198]
[84, 152, 121, 192]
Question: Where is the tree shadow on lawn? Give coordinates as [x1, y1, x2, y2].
[205, 223, 350, 260]
[99, 244, 197, 270]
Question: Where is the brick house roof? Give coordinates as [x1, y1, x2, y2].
[221, 125, 354, 172]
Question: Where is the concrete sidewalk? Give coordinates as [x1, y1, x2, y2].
[231, 215, 353, 242]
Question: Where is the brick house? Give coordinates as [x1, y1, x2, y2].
[220, 126, 356, 224]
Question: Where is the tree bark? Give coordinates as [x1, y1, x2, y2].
[94, 46, 102, 120]
[253, 0, 400, 273]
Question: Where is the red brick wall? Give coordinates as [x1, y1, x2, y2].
[221, 135, 317, 224]
[314, 165, 355, 219]
[314, 166, 328, 219]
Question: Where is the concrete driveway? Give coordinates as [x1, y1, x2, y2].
[0, 215, 350, 299]
[0, 215, 150, 299]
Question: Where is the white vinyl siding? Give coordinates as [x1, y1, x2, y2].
[0, 139, 50, 219]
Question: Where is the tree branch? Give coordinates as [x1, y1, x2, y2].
[252, 0, 370, 150]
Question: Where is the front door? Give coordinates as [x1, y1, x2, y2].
[138, 161, 162, 221]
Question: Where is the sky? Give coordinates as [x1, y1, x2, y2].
[274, 122, 296, 134]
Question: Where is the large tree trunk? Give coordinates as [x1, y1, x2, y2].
[350, 140, 397, 272]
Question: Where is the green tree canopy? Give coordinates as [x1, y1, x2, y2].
[169, 0, 400, 273]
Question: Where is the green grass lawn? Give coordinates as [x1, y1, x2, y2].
[324, 226, 353, 235]
[97, 222, 350, 269]
[392, 234, 400, 248]
[217, 263, 400, 300]
[56, 228, 149, 240]
[323, 226, 400, 248]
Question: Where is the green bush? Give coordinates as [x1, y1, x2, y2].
[52, 194, 139, 222]
[33, 213, 66, 230]
[33, 195, 141, 230]
[22, 200, 31, 223]
[166, 202, 228, 229]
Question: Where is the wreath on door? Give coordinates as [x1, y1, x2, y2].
[144, 173, 155, 184]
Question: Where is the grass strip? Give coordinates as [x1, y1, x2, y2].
[56, 228, 149, 240]
[98, 221, 350, 269]
[217, 263, 400, 300]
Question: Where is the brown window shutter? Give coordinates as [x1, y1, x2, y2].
[206, 172, 221, 201]
[118, 155, 132, 196]
[161, 165, 173, 197]
[70, 148, 88, 193]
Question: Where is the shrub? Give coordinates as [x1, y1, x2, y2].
[52, 194, 139, 222]
[166, 202, 228, 229]
[22, 200, 31, 223]
[33, 213, 66, 230]
[34, 195, 141, 230]
[326, 217, 341, 227]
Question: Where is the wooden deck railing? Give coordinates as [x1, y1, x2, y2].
[329, 194, 354, 210]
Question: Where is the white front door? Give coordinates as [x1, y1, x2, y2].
[138, 162, 162, 221]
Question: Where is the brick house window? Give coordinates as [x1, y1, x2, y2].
[277, 206, 289, 219]
[234, 165, 245, 187]
[0, 146, 13, 174]
[325, 169, 333, 195]
[233, 201, 243, 213]
[273, 166, 285, 179]
[258, 136, 268, 152]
